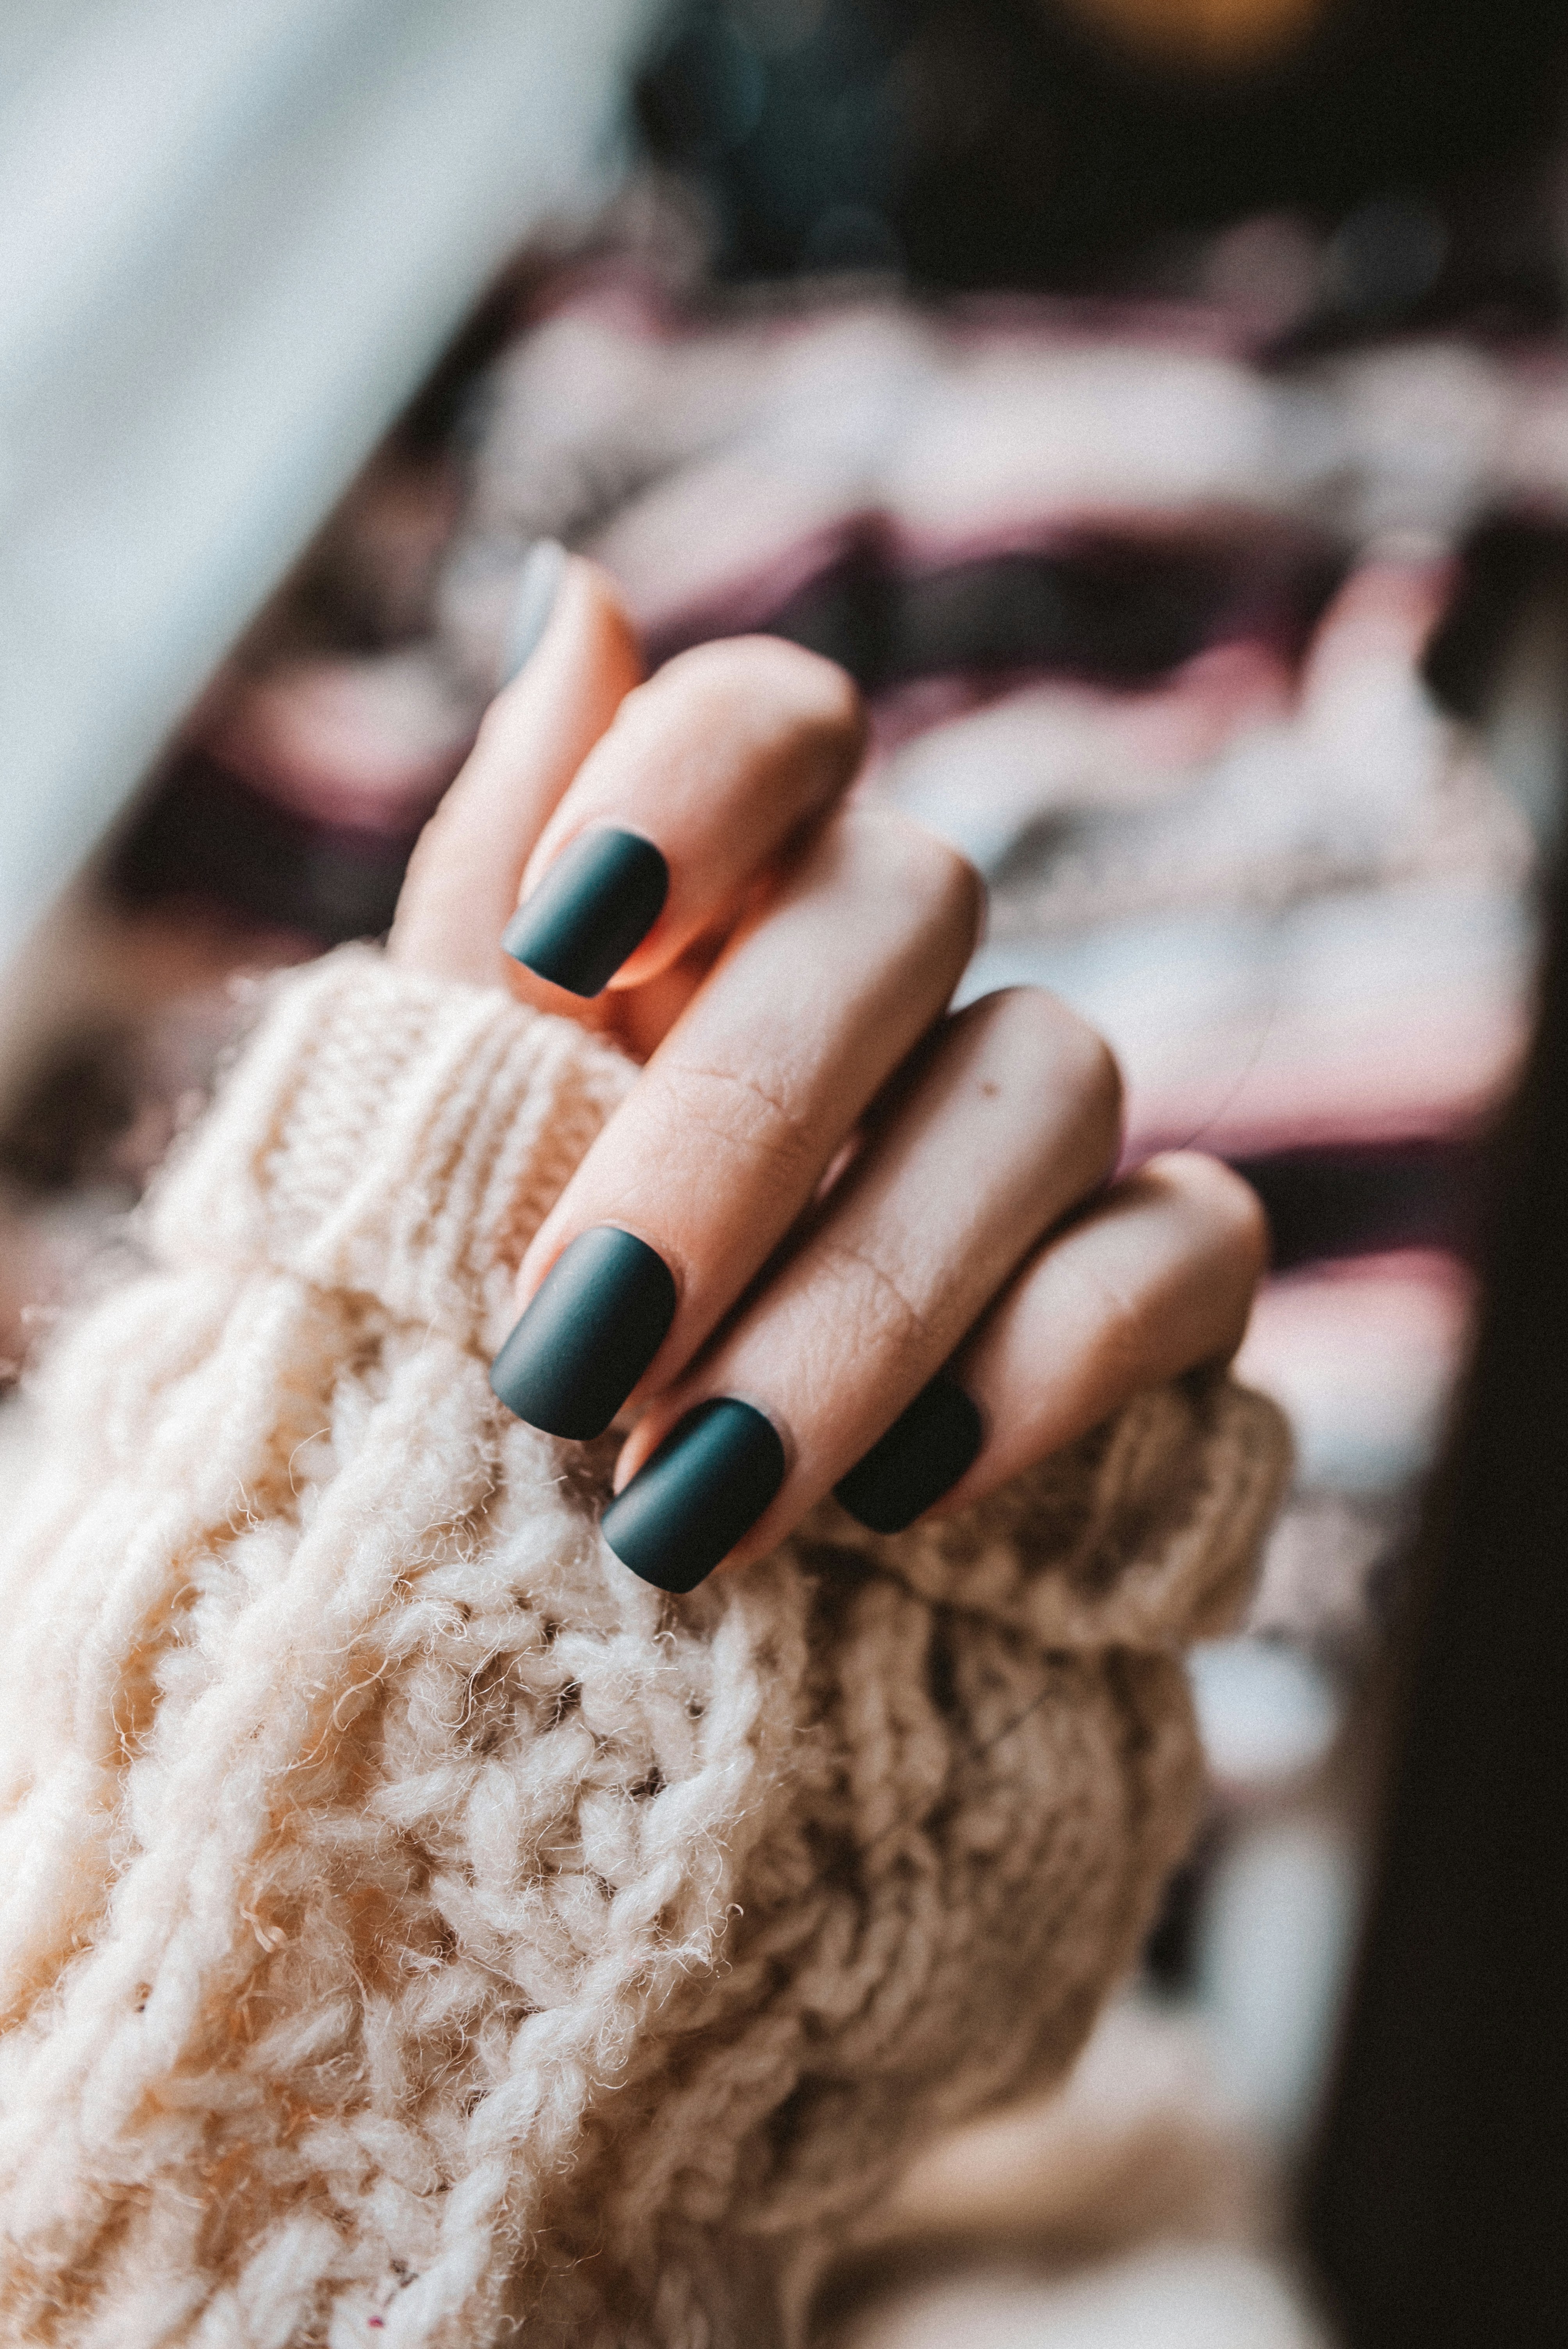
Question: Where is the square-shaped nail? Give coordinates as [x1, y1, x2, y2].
[601, 1399, 786, 1594]
[833, 1372, 983, 1534]
[490, 1226, 677, 1440]
[502, 829, 668, 998]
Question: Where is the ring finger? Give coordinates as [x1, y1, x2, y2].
[600, 986, 1125, 1590]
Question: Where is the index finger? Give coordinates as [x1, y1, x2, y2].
[389, 552, 642, 989]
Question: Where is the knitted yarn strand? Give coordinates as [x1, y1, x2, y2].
[0, 949, 1288, 2347]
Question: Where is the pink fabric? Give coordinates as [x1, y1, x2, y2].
[133, 264, 1562, 1542]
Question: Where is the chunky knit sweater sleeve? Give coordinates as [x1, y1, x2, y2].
[0, 947, 1288, 2349]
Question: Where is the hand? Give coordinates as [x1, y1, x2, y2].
[390, 551, 1266, 1593]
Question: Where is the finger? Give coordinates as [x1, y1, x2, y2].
[488, 809, 982, 1442]
[500, 634, 865, 1001]
[388, 551, 641, 989]
[599, 987, 1124, 1590]
[842, 1153, 1268, 1533]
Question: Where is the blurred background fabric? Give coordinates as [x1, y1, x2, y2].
[0, 0, 658, 1010]
[4, 1, 1568, 2341]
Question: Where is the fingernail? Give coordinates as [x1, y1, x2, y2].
[601, 1399, 786, 1593]
[499, 540, 567, 684]
[833, 1372, 983, 1534]
[490, 1226, 677, 1440]
[502, 829, 669, 998]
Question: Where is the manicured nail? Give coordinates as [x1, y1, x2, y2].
[833, 1371, 983, 1534]
[499, 540, 567, 683]
[601, 1399, 786, 1594]
[490, 1226, 677, 1440]
[502, 829, 669, 998]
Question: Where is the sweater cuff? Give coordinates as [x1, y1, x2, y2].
[802, 1369, 1291, 1651]
[146, 946, 637, 1353]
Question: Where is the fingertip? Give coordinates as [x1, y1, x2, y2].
[390, 555, 643, 982]
[488, 552, 642, 719]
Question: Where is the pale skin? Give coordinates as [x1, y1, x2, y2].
[390, 555, 1267, 1569]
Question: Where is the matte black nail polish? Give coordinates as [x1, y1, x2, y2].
[602, 1399, 786, 1594]
[490, 1227, 676, 1440]
[502, 829, 669, 998]
[499, 539, 567, 683]
[833, 1372, 983, 1535]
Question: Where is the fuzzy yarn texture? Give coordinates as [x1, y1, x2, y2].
[0, 947, 1288, 2348]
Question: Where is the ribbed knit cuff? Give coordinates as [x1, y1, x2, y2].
[803, 1371, 1291, 1651]
[146, 946, 637, 1353]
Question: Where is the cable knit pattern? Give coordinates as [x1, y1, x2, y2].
[152, 946, 638, 1356]
[0, 949, 1288, 2348]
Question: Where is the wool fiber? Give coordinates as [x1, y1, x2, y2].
[0, 950, 1288, 2345]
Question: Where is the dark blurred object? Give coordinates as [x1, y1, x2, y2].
[1234, 1137, 1489, 1275]
[107, 640, 481, 947]
[1060, 0, 1325, 72]
[1303, 767, 1568, 2340]
[0, 1034, 137, 1198]
[745, 529, 1343, 692]
[97, 399, 488, 947]
[110, 755, 425, 946]
[638, 0, 1568, 317]
[1424, 517, 1568, 725]
[1423, 517, 1568, 852]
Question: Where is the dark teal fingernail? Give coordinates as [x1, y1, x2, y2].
[490, 1227, 676, 1440]
[602, 1399, 786, 1594]
[833, 1372, 983, 1534]
[499, 540, 567, 683]
[502, 829, 669, 998]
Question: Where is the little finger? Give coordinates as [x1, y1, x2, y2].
[839, 1152, 1269, 1532]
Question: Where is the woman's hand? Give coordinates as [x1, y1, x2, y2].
[390, 551, 1266, 1592]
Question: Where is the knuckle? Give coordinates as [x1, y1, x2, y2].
[648, 1055, 821, 1189]
[915, 834, 986, 957]
[1090, 1267, 1160, 1386]
[814, 1237, 931, 1355]
[1049, 1246, 1154, 1392]
[1062, 1019, 1124, 1143]
[1156, 1151, 1271, 1281]
[768, 638, 866, 742]
[1049, 1237, 1167, 1395]
[974, 988, 1125, 1159]
[654, 635, 866, 764]
[845, 809, 985, 960]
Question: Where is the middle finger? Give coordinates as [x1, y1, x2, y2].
[489, 806, 982, 1441]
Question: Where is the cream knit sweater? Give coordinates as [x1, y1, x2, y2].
[0, 948, 1288, 2349]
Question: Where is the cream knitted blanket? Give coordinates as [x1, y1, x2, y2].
[0, 949, 1288, 2347]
